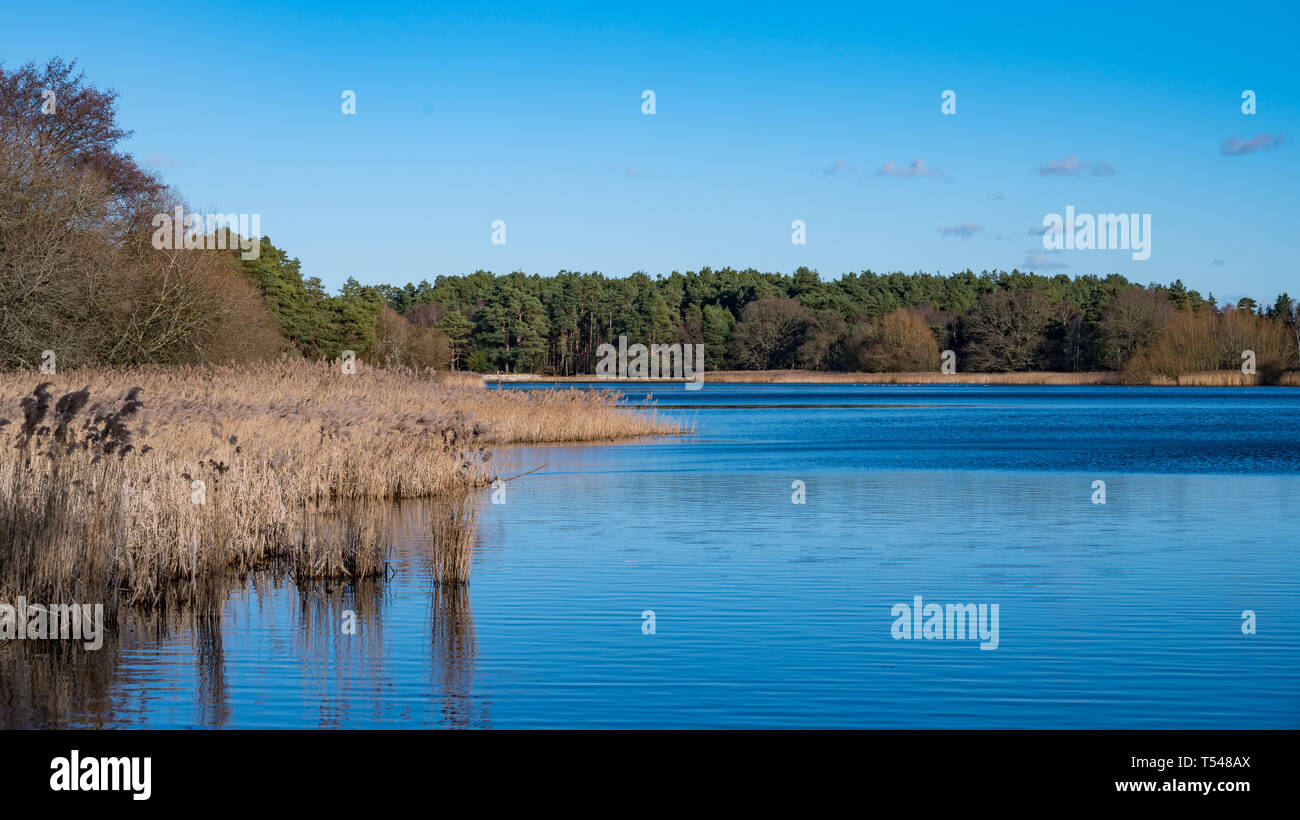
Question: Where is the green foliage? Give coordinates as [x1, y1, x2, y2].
[241, 237, 383, 360]
[356, 264, 1296, 374]
[701, 304, 736, 369]
[434, 310, 475, 370]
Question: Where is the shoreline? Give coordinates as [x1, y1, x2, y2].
[483, 369, 1300, 386]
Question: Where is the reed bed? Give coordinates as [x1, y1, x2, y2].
[698, 370, 1124, 385]
[481, 386, 687, 442]
[661, 369, 1300, 385]
[1148, 370, 1300, 387]
[0, 359, 681, 612]
[425, 493, 479, 586]
[431, 370, 488, 389]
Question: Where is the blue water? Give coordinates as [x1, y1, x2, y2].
[5, 384, 1298, 728]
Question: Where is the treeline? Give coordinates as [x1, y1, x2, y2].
[241, 237, 450, 370]
[0, 58, 443, 373]
[4, 57, 1298, 383]
[377, 269, 1300, 382]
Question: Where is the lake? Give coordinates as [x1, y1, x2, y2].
[4, 383, 1298, 728]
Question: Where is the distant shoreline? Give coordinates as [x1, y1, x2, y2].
[483, 370, 1300, 387]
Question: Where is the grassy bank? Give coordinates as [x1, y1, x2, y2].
[0, 360, 683, 612]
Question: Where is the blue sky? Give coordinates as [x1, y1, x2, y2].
[4, 0, 1297, 303]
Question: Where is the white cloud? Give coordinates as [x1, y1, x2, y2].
[1221, 134, 1283, 156]
[939, 223, 983, 238]
[877, 158, 949, 179]
[1038, 155, 1114, 177]
[1020, 251, 1068, 269]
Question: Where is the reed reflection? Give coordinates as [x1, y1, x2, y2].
[295, 573, 390, 728]
[424, 493, 487, 728]
[0, 636, 122, 728]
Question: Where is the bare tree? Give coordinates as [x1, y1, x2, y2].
[727, 298, 814, 369]
[1, 57, 267, 369]
[961, 289, 1054, 372]
[844, 308, 939, 371]
[1098, 287, 1172, 371]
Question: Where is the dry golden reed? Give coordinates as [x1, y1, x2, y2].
[695, 370, 1124, 385]
[547, 369, 1300, 386]
[0, 359, 682, 611]
[425, 493, 478, 586]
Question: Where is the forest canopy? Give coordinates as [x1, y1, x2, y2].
[376, 267, 1300, 382]
[3, 57, 1297, 383]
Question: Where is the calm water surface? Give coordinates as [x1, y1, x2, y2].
[4, 384, 1298, 728]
